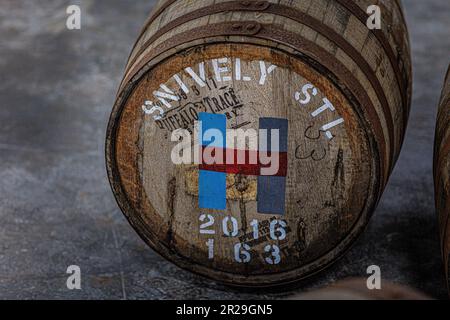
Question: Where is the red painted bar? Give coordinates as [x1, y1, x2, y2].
[199, 147, 288, 177]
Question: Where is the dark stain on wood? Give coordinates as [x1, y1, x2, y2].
[166, 176, 177, 249]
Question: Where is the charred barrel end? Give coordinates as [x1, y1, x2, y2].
[434, 65, 450, 295]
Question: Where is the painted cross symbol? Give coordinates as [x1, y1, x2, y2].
[198, 113, 289, 215]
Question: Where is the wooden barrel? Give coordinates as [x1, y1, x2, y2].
[434, 66, 450, 295]
[106, 0, 412, 286]
[289, 278, 430, 300]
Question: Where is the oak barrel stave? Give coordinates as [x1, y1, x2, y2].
[434, 66, 450, 294]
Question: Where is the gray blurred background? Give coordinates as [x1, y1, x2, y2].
[0, 0, 449, 299]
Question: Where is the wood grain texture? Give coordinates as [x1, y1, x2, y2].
[106, 0, 412, 287]
[434, 66, 450, 295]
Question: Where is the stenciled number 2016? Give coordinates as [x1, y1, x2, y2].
[199, 214, 287, 265]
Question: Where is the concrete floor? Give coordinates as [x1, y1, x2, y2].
[0, 0, 449, 299]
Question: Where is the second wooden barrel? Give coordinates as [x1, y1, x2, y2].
[106, 0, 412, 286]
[435, 66, 450, 295]
[289, 278, 430, 300]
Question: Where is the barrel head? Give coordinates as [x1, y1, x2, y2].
[107, 44, 380, 286]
